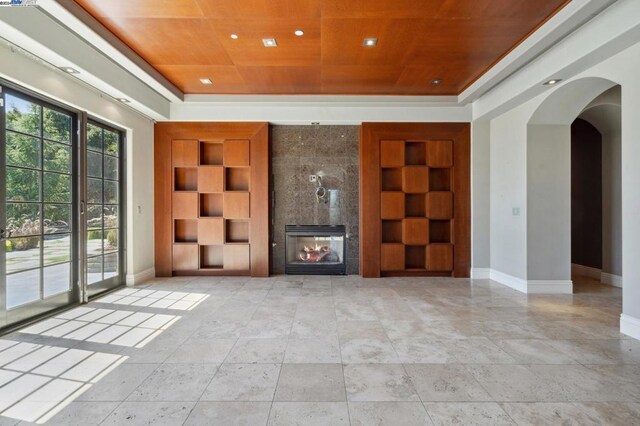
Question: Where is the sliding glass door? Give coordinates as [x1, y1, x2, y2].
[85, 120, 125, 297]
[0, 87, 78, 327]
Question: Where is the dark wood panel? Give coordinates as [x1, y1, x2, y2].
[360, 123, 471, 278]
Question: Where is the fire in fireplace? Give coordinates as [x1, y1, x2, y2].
[285, 225, 346, 275]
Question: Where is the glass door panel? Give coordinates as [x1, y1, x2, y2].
[1, 88, 77, 327]
[85, 121, 124, 297]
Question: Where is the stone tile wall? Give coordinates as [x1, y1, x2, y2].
[271, 125, 360, 274]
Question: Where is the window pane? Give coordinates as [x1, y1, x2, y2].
[104, 253, 118, 279]
[6, 131, 41, 169]
[7, 269, 40, 309]
[44, 172, 71, 203]
[43, 108, 71, 143]
[44, 262, 71, 297]
[87, 178, 102, 204]
[87, 205, 102, 230]
[44, 204, 71, 234]
[87, 230, 103, 257]
[104, 229, 118, 254]
[104, 130, 119, 156]
[6, 203, 40, 237]
[87, 256, 103, 285]
[104, 155, 119, 180]
[44, 141, 71, 173]
[6, 236, 41, 274]
[44, 234, 71, 266]
[87, 151, 102, 178]
[6, 167, 40, 202]
[104, 205, 118, 229]
[104, 180, 118, 204]
[87, 123, 102, 151]
[5, 94, 41, 137]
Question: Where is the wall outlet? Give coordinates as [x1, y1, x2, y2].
[512, 207, 520, 216]
[309, 175, 317, 183]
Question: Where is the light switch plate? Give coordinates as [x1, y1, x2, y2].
[309, 175, 317, 183]
[512, 207, 520, 216]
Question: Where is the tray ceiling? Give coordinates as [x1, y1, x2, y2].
[73, 0, 570, 95]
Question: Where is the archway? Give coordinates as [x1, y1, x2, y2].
[526, 77, 620, 293]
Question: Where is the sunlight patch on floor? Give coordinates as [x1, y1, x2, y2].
[96, 288, 209, 310]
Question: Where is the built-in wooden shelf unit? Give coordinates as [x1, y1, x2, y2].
[155, 122, 269, 277]
[360, 123, 470, 278]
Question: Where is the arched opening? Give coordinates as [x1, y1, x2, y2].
[571, 86, 622, 293]
[526, 77, 621, 295]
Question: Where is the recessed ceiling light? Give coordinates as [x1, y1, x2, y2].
[60, 66, 79, 74]
[363, 38, 378, 47]
[230, 34, 239, 40]
[431, 78, 443, 85]
[294, 29, 304, 37]
[117, 98, 130, 103]
[262, 38, 277, 47]
[199, 78, 213, 85]
[544, 79, 562, 86]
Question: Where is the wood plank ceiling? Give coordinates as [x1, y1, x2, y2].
[73, 0, 570, 95]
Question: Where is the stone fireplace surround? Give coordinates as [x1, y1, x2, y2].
[271, 125, 360, 274]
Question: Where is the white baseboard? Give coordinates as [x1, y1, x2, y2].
[489, 269, 528, 293]
[471, 268, 491, 279]
[571, 263, 601, 280]
[601, 272, 623, 288]
[489, 269, 573, 294]
[125, 267, 156, 286]
[621, 314, 640, 341]
[527, 280, 574, 294]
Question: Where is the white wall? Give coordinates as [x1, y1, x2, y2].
[0, 42, 155, 283]
[471, 121, 491, 274]
[527, 125, 571, 281]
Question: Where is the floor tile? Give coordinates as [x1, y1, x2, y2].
[274, 364, 345, 402]
[348, 402, 433, 426]
[268, 402, 350, 426]
[201, 363, 281, 401]
[127, 363, 218, 401]
[183, 402, 271, 426]
[425, 402, 516, 426]
[164, 338, 236, 364]
[225, 339, 287, 364]
[340, 339, 401, 363]
[100, 402, 195, 425]
[78, 363, 158, 402]
[344, 364, 419, 402]
[284, 338, 341, 364]
[404, 364, 492, 402]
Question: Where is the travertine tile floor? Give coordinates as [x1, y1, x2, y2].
[1, 274, 639, 425]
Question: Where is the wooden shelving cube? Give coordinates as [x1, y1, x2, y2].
[224, 140, 250, 166]
[225, 168, 250, 191]
[381, 168, 403, 191]
[405, 141, 427, 165]
[427, 140, 453, 167]
[405, 194, 426, 217]
[173, 244, 198, 271]
[429, 220, 451, 243]
[173, 192, 198, 219]
[226, 220, 249, 243]
[427, 244, 453, 271]
[200, 141, 223, 166]
[406, 245, 426, 270]
[380, 140, 405, 168]
[381, 243, 404, 271]
[429, 168, 451, 191]
[223, 192, 250, 218]
[174, 168, 197, 192]
[172, 140, 198, 167]
[223, 244, 250, 271]
[402, 166, 429, 193]
[198, 218, 224, 245]
[426, 191, 453, 219]
[198, 166, 224, 193]
[200, 245, 223, 269]
[382, 220, 402, 243]
[381, 192, 405, 219]
[174, 219, 197, 243]
[402, 218, 429, 245]
[200, 193, 223, 217]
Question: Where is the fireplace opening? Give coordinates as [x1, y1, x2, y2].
[285, 225, 346, 275]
